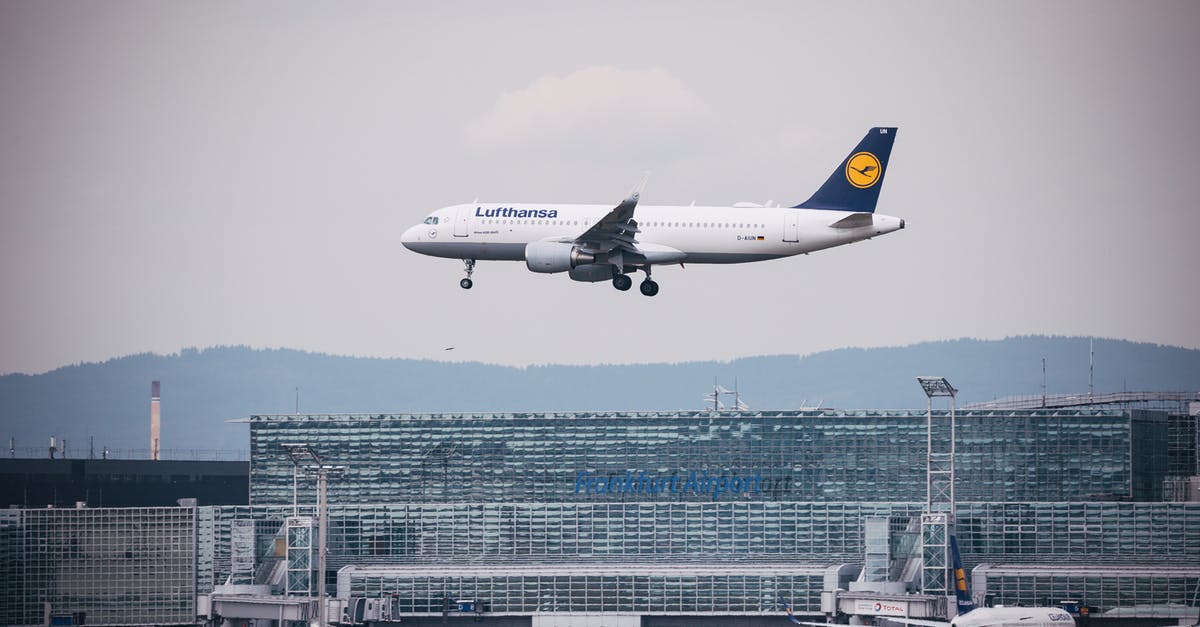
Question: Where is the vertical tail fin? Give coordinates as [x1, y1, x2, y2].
[778, 597, 804, 625]
[950, 535, 976, 615]
[794, 127, 897, 213]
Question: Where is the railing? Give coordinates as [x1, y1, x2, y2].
[965, 391, 1200, 410]
[6, 447, 249, 460]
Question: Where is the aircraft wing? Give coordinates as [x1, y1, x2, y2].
[573, 172, 649, 255]
[874, 618, 951, 627]
[787, 619, 948, 627]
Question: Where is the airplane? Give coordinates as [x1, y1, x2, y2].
[778, 537, 1076, 627]
[401, 127, 904, 296]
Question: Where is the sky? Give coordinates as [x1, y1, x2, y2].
[1, 1, 1199, 375]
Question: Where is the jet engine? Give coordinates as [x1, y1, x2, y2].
[568, 264, 613, 282]
[524, 241, 595, 273]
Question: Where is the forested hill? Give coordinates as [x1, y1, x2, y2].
[1, 336, 1197, 455]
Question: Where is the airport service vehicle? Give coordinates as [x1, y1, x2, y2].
[401, 127, 904, 296]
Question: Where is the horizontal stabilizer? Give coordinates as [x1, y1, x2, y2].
[829, 212, 874, 229]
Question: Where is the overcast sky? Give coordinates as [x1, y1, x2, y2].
[2, 1, 1198, 375]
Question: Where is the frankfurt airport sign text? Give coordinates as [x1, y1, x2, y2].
[575, 470, 764, 500]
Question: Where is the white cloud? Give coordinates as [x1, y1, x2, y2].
[463, 66, 721, 160]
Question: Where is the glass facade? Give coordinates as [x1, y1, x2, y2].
[341, 565, 827, 614]
[975, 566, 1200, 615]
[184, 502, 1200, 615]
[249, 410, 1167, 506]
[0, 507, 196, 626]
[4, 501, 1197, 623]
[195, 504, 294, 595]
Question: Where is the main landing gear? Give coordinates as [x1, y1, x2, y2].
[612, 266, 659, 296]
[460, 259, 475, 289]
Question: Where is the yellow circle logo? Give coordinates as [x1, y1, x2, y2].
[845, 152, 882, 189]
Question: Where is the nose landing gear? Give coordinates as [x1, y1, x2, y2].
[460, 259, 475, 289]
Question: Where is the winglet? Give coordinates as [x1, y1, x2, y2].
[630, 171, 650, 202]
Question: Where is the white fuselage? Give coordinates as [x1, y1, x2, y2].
[401, 203, 904, 264]
[950, 607, 1076, 627]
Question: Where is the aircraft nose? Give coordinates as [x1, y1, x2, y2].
[401, 224, 420, 250]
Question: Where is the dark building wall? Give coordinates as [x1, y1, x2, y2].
[1166, 411, 1198, 476]
[0, 458, 248, 507]
[1130, 410, 1169, 501]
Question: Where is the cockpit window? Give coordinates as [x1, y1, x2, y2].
[423, 216, 440, 225]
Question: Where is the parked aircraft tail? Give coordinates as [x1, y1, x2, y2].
[778, 597, 804, 625]
[795, 127, 897, 213]
[950, 535, 977, 615]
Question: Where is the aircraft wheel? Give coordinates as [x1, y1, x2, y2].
[612, 274, 632, 291]
[460, 278, 473, 289]
[639, 279, 659, 296]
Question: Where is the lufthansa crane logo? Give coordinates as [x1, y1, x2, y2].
[845, 151, 882, 189]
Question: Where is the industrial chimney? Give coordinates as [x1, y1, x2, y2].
[150, 381, 161, 461]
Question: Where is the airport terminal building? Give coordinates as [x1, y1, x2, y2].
[2, 408, 1198, 626]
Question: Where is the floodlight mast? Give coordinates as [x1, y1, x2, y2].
[916, 376, 958, 602]
[281, 443, 344, 627]
[282, 443, 322, 516]
[917, 376, 958, 513]
[300, 464, 345, 627]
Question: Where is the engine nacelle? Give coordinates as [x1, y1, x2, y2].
[568, 264, 613, 283]
[525, 241, 595, 273]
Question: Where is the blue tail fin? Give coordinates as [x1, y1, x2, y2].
[794, 127, 897, 213]
[950, 535, 977, 615]
[778, 597, 803, 625]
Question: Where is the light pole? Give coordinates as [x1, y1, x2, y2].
[282, 443, 321, 516]
[917, 376, 958, 602]
[300, 464, 345, 627]
[917, 377, 958, 516]
[282, 443, 345, 627]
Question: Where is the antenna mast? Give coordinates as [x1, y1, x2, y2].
[1089, 339, 1095, 399]
[1041, 357, 1046, 408]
